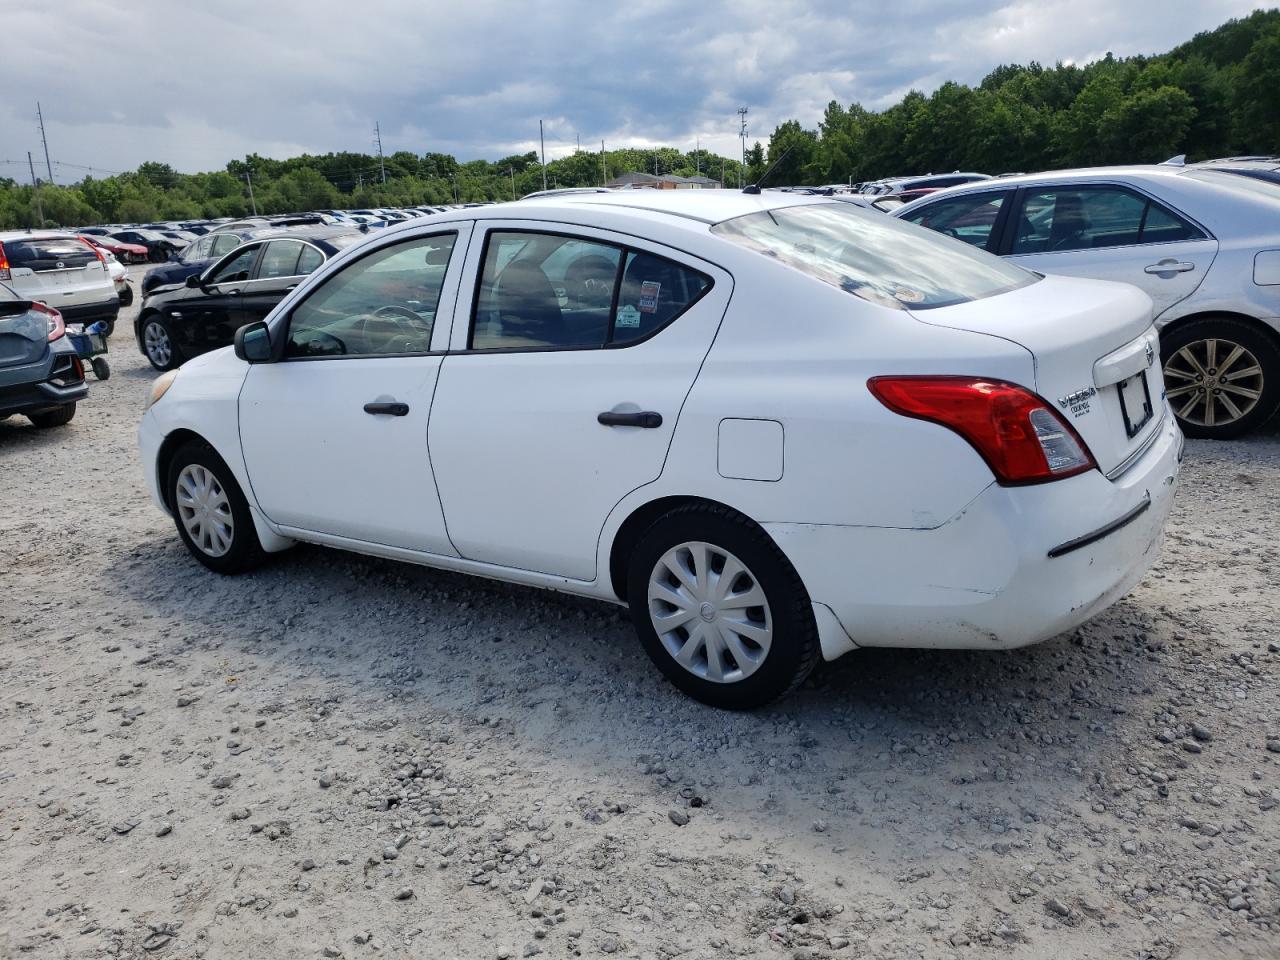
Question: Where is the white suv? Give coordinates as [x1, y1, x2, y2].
[0, 232, 119, 333]
[895, 165, 1280, 438]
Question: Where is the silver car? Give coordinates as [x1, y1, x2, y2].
[894, 165, 1280, 438]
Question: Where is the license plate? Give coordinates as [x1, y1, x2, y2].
[1117, 371, 1153, 439]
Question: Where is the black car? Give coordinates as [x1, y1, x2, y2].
[142, 230, 253, 294]
[135, 227, 363, 370]
[110, 229, 181, 263]
[0, 285, 88, 428]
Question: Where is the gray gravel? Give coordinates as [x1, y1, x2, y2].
[1, 267, 1278, 959]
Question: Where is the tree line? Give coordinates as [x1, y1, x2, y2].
[1, 8, 1277, 229]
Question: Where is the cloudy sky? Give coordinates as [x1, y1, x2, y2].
[1, 0, 1271, 179]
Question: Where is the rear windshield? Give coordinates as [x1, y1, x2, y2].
[711, 202, 1036, 309]
[1185, 169, 1280, 201]
[5, 237, 97, 270]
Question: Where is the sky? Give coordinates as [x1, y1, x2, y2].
[1, 0, 1272, 180]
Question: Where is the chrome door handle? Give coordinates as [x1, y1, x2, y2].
[1144, 260, 1194, 274]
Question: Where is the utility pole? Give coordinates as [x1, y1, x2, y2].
[600, 140, 605, 186]
[244, 168, 258, 216]
[28, 152, 43, 227]
[738, 106, 749, 189]
[374, 121, 387, 184]
[509, 167, 516, 200]
[36, 102, 53, 184]
[696, 137, 701, 176]
[539, 120, 547, 191]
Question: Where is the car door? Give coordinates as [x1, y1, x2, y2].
[169, 242, 260, 358]
[428, 222, 732, 581]
[239, 238, 320, 325]
[237, 227, 469, 553]
[1000, 183, 1218, 319]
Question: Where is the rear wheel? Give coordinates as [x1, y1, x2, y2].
[166, 440, 264, 574]
[626, 504, 819, 709]
[28, 403, 76, 428]
[1161, 317, 1280, 439]
[143, 316, 179, 371]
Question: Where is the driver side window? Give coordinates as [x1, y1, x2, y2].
[209, 244, 260, 285]
[285, 233, 456, 359]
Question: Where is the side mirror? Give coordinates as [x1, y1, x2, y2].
[234, 321, 273, 363]
[185, 273, 203, 289]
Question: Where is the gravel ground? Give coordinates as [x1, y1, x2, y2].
[1, 267, 1278, 960]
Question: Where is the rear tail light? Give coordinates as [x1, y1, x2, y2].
[79, 237, 108, 269]
[868, 376, 1096, 485]
[30, 300, 66, 341]
[0, 240, 9, 280]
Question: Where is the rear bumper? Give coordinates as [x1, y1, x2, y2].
[766, 413, 1183, 657]
[58, 299, 120, 325]
[0, 366, 88, 416]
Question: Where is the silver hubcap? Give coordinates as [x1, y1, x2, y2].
[145, 321, 171, 366]
[647, 541, 772, 684]
[175, 464, 234, 557]
[1164, 338, 1264, 427]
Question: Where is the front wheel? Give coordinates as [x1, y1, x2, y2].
[166, 440, 264, 574]
[1161, 318, 1280, 439]
[143, 316, 179, 371]
[626, 504, 819, 709]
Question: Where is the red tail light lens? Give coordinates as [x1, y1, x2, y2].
[868, 376, 1096, 485]
[0, 240, 9, 280]
[30, 300, 66, 341]
[79, 237, 108, 268]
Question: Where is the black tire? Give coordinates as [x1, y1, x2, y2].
[142, 315, 180, 371]
[1161, 317, 1280, 439]
[165, 439, 265, 574]
[118, 286, 133, 308]
[102, 318, 116, 337]
[27, 403, 76, 428]
[626, 503, 820, 709]
[91, 357, 111, 380]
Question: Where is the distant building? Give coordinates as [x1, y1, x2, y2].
[605, 172, 723, 190]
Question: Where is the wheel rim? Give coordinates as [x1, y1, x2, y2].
[647, 541, 773, 684]
[145, 321, 171, 367]
[1163, 337, 1264, 428]
[175, 464, 234, 557]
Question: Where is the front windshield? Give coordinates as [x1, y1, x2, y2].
[711, 202, 1036, 310]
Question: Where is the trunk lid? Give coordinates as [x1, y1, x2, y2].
[0, 301, 51, 370]
[912, 274, 1163, 475]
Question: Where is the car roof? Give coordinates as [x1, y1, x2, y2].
[244, 225, 365, 243]
[508, 188, 824, 227]
[0, 230, 85, 242]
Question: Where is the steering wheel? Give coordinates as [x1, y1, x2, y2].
[358, 305, 426, 352]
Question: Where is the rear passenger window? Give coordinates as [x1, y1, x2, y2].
[470, 231, 710, 351]
[297, 245, 324, 275]
[1012, 187, 1203, 254]
[611, 251, 711, 345]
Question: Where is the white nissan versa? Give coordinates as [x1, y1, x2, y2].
[138, 191, 1182, 708]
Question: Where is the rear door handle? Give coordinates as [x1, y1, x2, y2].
[598, 410, 662, 428]
[1144, 260, 1195, 274]
[363, 401, 410, 416]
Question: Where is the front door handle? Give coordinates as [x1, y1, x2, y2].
[363, 401, 410, 416]
[1144, 260, 1195, 274]
[598, 410, 663, 428]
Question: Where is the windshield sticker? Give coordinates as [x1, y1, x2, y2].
[639, 281, 661, 313]
[616, 304, 642, 328]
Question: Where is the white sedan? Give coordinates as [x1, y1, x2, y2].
[138, 191, 1182, 708]
[894, 163, 1280, 438]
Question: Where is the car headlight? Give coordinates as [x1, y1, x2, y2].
[145, 370, 179, 411]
